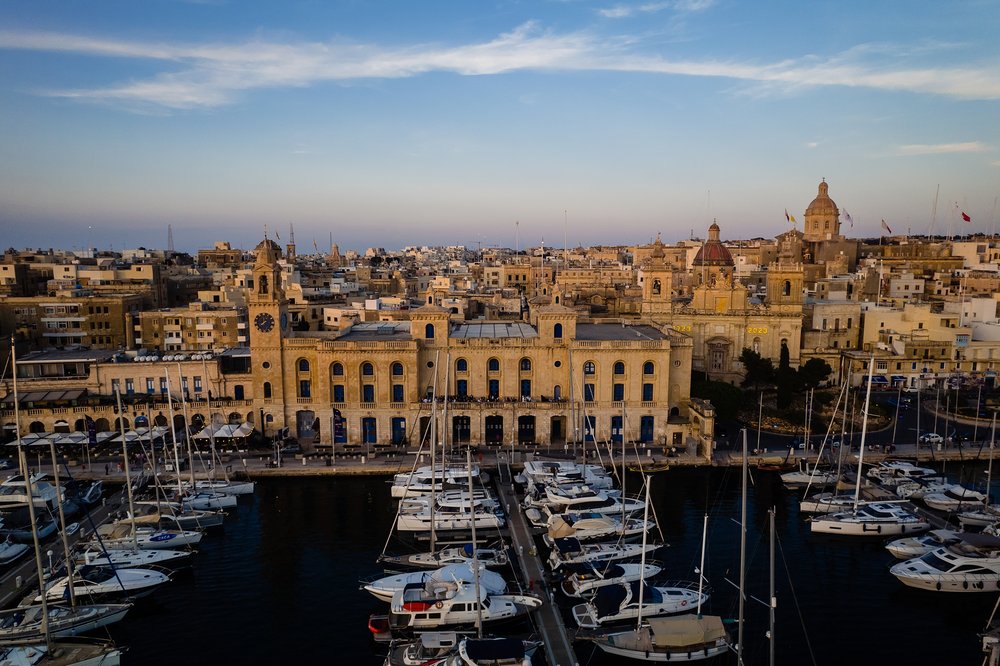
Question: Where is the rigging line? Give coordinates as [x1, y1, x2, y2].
[775, 527, 818, 666]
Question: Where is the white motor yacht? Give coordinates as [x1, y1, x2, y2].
[799, 492, 857, 514]
[379, 544, 509, 572]
[547, 537, 661, 571]
[543, 512, 652, 545]
[519, 460, 613, 490]
[780, 462, 838, 490]
[180, 491, 238, 511]
[385, 579, 542, 630]
[890, 533, 1000, 592]
[560, 562, 663, 598]
[362, 562, 507, 603]
[885, 529, 963, 559]
[922, 485, 990, 512]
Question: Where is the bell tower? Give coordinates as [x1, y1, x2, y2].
[249, 236, 288, 425]
[641, 234, 673, 315]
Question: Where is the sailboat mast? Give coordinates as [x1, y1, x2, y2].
[852, 353, 877, 510]
[429, 350, 440, 552]
[467, 450, 483, 637]
[769, 507, 776, 666]
[696, 513, 707, 616]
[11, 337, 54, 650]
[47, 436, 76, 608]
[115, 388, 140, 549]
[987, 414, 996, 511]
[738, 428, 748, 664]
[635, 475, 651, 626]
[165, 368, 184, 498]
[176, 362, 197, 487]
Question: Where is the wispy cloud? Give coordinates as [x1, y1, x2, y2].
[896, 141, 991, 156]
[598, 0, 714, 19]
[805, 141, 819, 149]
[1, 24, 999, 112]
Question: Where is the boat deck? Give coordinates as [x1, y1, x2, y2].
[495, 470, 577, 666]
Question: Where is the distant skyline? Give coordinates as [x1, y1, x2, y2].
[1, 1, 999, 253]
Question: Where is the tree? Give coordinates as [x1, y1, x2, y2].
[739, 348, 774, 391]
[775, 341, 796, 409]
[799, 358, 833, 390]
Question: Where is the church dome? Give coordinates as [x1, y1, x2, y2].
[806, 179, 838, 217]
[254, 238, 281, 266]
[692, 221, 734, 267]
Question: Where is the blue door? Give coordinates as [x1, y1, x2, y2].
[640, 416, 654, 443]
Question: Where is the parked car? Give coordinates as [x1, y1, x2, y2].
[918, 432, 943, 445]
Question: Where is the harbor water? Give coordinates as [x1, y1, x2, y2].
[105, 469, 989, 664]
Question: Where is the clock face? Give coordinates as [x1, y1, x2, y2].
[254, 312, 275, 333]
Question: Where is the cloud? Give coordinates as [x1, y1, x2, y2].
[805, 141, 819, 149]
[1, 24, 999, 112]
[992, 161, 1000, 167]
[896, 142, 991, 156]
[598, 0, 713, 19]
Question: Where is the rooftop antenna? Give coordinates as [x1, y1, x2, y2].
[515, 220, 519, 258]
[563, 210, 569, 269]
[991, 196, 998, 238]
[167, 224, 175, 254]
[930, 184, 939, 236]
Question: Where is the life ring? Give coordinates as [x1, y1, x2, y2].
[681, 600, 687, 607]
[435, 601, 444, 609]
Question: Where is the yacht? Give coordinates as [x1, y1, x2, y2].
[76, 545, 193, 569]
[867, 460, 940, 488]
[37, 565, 171, 601]
[922, 485, 990, 512]
[384, 580, 542, 630]
[519, 460, 614, 490]
[189, 478, 255, 496]
[585, 614, 730, 662]
[799, 492, 857, 514]
[958, 505, 1000, 529]
[890, 533, 1000, 592]
[379, 544, 509, 572]
[560, 561, 664, 598]
[390, 465, 486, 499]
[571, 580, 707, 629]
[93, 522, 202, 550]
[397, 496, 504, 533]
[0, 603, 131, 644]
[385, 633, 538, 666]
[543, 512, 652, 545]
[780, 462, 838, 490]
[0, 474, 64, 511]
[810, 502, 930, 537]
[885, 529, 963, 560]
[547, 537, 661, 571]
[362, 562, 506, 603]
[0, 639, 123, 665]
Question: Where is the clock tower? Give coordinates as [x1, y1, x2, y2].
[249, 237, 288, 436]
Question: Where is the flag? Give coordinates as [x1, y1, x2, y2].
[962, 211, 972, 222]
[784, 208, 790, 223]
[843, 209, 853, 228]
[790, 214, 796, 224]
[313, 238, 319, 252]
[881, 219, 893, 234]
[275, 229, 281, 241]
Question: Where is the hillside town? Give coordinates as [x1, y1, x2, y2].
[3, 180, 999, 459]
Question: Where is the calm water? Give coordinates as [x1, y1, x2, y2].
[106, 469, 989, 665]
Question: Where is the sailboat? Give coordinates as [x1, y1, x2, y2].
[3, 335, 125, 664]
[811, 355, 930, 537]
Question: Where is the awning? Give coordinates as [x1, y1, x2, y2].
[193, 423, 254, 440]
[891, 375, 906, 382]
[869, 375, 889, 384]
[109, 426, 171, 444]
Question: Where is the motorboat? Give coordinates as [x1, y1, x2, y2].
[543, 512, 652, 545]
[560, 562, 664, 598]
[75, 546, 193, 569]
[518, 460, 614, 490]
[185, 479, 255, 496]
[524, 493, 644, 528]
[571, 580, 707, 628]
[93, 522, 202, 550]
[0, 474, 64, 511]
[958, 505, 1000, 529]
[362, 562, 506, 603]
[809, 502, 930, 537]
[37, 565, 171, 601]
[396, 496, 505, 533]
[585, 614, 730, 662]
[0, 536, 30, 565]
[895, 479, 951, 500]
[379, 544, 509, 572]
[547, 537, 661, 571]
[0, 638, 123, 665]
[885, 529, 963, 559]
[0, 514, 57, 543]
[922, 485, 990, 512]
[0, 603, 131, 644]
[867, 460, 940, 488]
[890, 533, 1000, 592]
[390, 465, 487, 499]
[64, 480, 104, 507]
[385, 579, 542, 630]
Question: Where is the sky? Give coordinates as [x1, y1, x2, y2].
[1, 0, 999, 254]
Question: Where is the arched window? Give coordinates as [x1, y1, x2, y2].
[391, 362, 404, 376]
[643, 361, 655, 375]
[652, 279, 661, 295]
[583, 361, 596, 375]
[332, 362, 344, 376]
[425, 323, 435, 339]
[362, 362, 374, 376]
[263, 382, 272, 399]
[520, 358, 532, 372]
[258, 275, 268, 294]
[753, 337, 761, 354]
[783, 280, 791, 296]
[298, 358, 310, 372]
[456, 358, 468, 373]
[613, 361, 625, 375]
[488, 358, 500, 372]
[553, 323, 563, 339]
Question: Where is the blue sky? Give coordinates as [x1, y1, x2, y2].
[1, 0, 999, 253]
